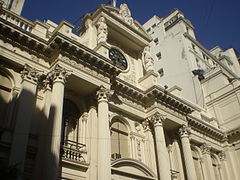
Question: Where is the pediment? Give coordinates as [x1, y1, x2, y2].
[111, 158, 156, 179]
[102, 5, 150, 38]
[79, 4, 151, 51]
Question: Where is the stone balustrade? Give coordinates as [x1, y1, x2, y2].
[61, 140, 86, 163]
[0, 8, 33, 32]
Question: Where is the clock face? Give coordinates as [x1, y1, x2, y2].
[109, 48, 128, 70]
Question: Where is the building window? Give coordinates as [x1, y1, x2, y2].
[156, 52, 162, 60]
[154, 38, 159, 45]
[0, 71, 12, 126]
[146, 28, 151, 32]
[158, 68, 164, 77]
[62, 99, 80, 143]
[152, 24, 156, 28]
[111, 120, 129, 160]
[192, 44, 196, 50]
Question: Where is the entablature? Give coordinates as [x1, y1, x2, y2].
[188, 115, 226, 142]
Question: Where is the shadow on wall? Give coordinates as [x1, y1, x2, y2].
[0, 84, 60, 180]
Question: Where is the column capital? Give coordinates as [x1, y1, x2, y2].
[218, 151, 226, 161]
[148, 112, 166, 127]
[96, 85, 112, 102]
[48, 64, 71, 85]
[178, 124, 191, 138]
[200, 143, 211, 155]
[21, 64, 42, 84]
[82, 112, 88, 122]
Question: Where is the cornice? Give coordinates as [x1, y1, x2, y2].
[187, 115, 226, 142]
[145, 85, 194, 114]
[112, 78, 195, 115]
[0, 15, 122, 79]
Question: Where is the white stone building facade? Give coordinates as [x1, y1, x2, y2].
[0, 1, 239, 180]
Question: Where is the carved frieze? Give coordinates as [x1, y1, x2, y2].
[59, 55, 109, 83]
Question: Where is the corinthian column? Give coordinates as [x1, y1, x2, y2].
[44, 64, 70, 180]
[96, 86, 112, 180]
[9, 64, 41, 171]
[148, 112, 171, 180]
[178, 125, 197, 180]
[200, 143, 216, 180]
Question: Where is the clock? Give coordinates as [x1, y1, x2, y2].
[109, 48, 128, 70]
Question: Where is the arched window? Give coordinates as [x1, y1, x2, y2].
[192, 148, 204, 180]
[212, 155, 221, 180]
[0, 70, 12, 126]
[111, 120, 129, 160]
[62, 99, 80, 143]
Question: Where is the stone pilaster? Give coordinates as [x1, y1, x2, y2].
[178, 125, 197, 180]
[148, 112, 171, 180]
[200, 143, 216, 180]
[9, 64, 41, 171]
[218, 151, 230, 180]
[96, 86, 112, 180]
[43, 64, 71, 180]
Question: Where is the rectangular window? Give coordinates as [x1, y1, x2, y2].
[192, 44, 196, 50]
[146, 28, 151, 32]
[152, 24, 156, 28]
[154, 38, 159, 45]
[156, 52, 162, 60]
[158, 68, 164, 77]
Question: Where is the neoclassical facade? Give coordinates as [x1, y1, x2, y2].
[0, 1, 239, 180]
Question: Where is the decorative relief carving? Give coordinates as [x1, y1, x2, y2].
[142, 119, 150, 131]
[178, 125, 191, 138]
[20, 64, 42, 83]
[148, 112, 166, 127]
[136, 138, 142, 161]
[218, 151, 226, 161]
[96, 85, 113, 102]
[96, 17, 108, 44]
[119, 4, 133, 25]
[142, 46, 154, 72]
[200, 143, 211, 155]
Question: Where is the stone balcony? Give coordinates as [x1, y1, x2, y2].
[61, 140, 87, 164]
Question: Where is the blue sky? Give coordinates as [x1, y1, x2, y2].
[22, 0, 240, 51]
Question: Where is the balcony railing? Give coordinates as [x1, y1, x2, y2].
[0, 7, 34, 32]
[61, 140, 86, 163]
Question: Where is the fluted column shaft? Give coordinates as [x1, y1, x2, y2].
[148, 112, 171, 180]
[97, 86, 112, 180]
[179, 125, 197, 180]
[44, 65, 70, 180]
[200, 143, 216, 180]
[9, 64, 40, 171]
